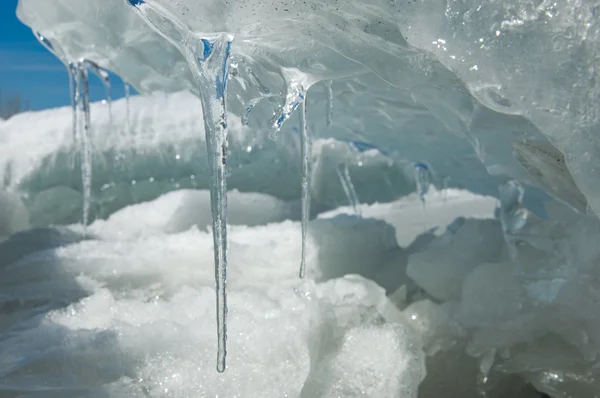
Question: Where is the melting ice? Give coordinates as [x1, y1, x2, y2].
[5, 0, 600, 396]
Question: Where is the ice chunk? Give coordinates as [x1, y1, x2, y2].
[460, 262, 526, 327]
[513, 138, 588, 215]
[418, 344, 541, 398]
[407, 218, 507, 301]
[310, 215, 400, 282]
[402, 299, 461, 355]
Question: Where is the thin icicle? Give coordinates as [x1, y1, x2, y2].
[123, 79, 131, 134]
[74, 62, 92, 232]
[84, 60, 112, 123]
[183, 35, 232, 373]
[336, 163, 361, 216]
[343, 164, 361, 216]
[299, 98, 311, 279]
[68, 62, 79, 152]
[414, 162, 431, 206]
[325, 80, 333, 127]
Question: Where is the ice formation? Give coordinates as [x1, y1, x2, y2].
[3, 0, 600, 395]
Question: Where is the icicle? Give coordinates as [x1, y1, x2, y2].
[34, 32, 54, 53]
[343, 164, 360, 216]
[123, 79, 131, 134]
[442, 176, 450, 203]
[33, 32, 78, 146]
[68, 62, 78, 147]
[325, 80, 333, 127]
[84, 60, 112, 123]
[336, 163, 361, 216]
[299, 98, 311, 279]
[182, 35, 233, 373]
[125, 1, 234, 373]
[241, 98, 260, 126]
[74, 61, 92, 231]
[241, 67, 278, 126]
[414, 162, 431, 205]
[273, 81, 306, 131]
[498, 180, 529, 258]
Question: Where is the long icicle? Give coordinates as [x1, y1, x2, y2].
[68, 63, 78, 143]
[75, 62, 92, 232]
[325, 80, 333, 127]
[124, 0, 233, 373]
[184, 36, 232, 373]
[299, 97, 311, 279]
[68, 63, 79, 172]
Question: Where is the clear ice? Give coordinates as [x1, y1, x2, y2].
[299, 98, 311, 279]
[325, 81, 333, 128]
[187, 36, 233, 373]
[73, 61, 93, 230]
[414, 162, 432, 204]
[123, 79, 131, 134]
[273, 80, 306, 131]
[498, 180, 528, 257]
[33, 34, 99, 230]
[125, 1, 234, 372]
[336, 163, 361, 216]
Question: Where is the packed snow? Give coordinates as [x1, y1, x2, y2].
[0, 179, 493, 397]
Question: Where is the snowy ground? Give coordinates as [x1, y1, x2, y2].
[0, 185, 517, 398]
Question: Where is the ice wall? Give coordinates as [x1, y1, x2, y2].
[16, 0, 596, 212]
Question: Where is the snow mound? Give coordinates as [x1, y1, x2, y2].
[0, 191, 432, 397]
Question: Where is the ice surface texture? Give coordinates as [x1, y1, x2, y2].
[9, 0, 600, 395]
[17, 0, 591, 209]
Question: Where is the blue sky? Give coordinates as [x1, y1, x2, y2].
[0, 0, 131, 111]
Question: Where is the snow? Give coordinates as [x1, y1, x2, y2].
[1, 187, 468, 397]
[319, 187, 499, 248]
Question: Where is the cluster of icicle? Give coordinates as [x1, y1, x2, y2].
[35, 33, 132, 230]
[32, 4, 317, 373]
